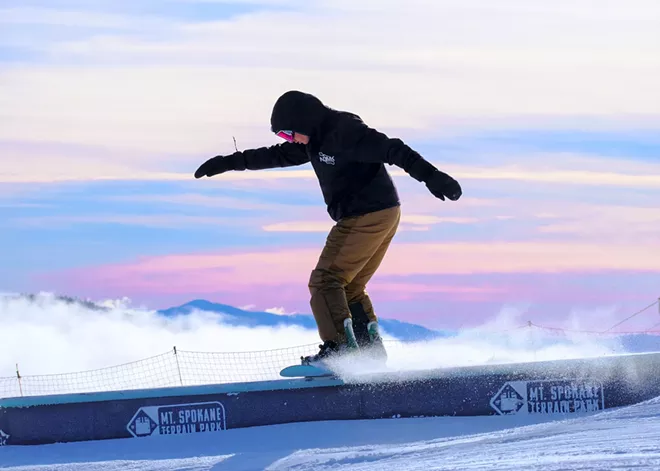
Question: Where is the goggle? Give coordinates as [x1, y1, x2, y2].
[276, 130, 295, 142]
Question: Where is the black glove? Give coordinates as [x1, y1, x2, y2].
[194, 153, 240, 179]
[425, 170, 462, 201]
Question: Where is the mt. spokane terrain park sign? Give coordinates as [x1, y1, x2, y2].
[490, 379, 604, 415]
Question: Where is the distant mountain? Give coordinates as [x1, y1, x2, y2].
[158, 299, 450, 342]
[157, 300, 660, 352]
[7, 293, 660, 352]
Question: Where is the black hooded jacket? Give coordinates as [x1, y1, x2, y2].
[230, 91, 441, 221]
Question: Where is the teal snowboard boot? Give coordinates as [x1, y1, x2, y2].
[349, 302, 388, 362]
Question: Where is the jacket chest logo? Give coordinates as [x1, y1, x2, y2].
[318, 151, 335, 165]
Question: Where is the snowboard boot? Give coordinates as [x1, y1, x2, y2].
[349, 302, 372, 348]
[343, 317, 360, 351]
[366, 321, 388, 362]
[349, 302, 387, 362]
[301, 340, 340, 365]
[302, 318, 360, 365]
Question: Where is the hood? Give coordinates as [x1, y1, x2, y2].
[270, 90, 329, 138]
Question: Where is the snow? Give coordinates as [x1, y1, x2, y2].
[2, 395, 659, 470]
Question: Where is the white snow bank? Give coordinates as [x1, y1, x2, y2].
[2, 396, 659, 470]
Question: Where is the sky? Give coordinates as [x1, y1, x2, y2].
[2, 0, 660, 334]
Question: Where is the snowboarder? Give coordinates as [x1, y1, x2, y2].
[194, 90, 462, 363]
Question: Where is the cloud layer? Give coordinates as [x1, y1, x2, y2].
[0, 293, 637, 397]
[2, 0, 660, 179]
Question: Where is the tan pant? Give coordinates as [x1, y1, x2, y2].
[308, 205, 401, 343]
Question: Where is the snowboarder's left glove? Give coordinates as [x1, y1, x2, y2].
[425, 170, 462, 201]
[405, 156, 461, 201]
[194, 153, 242, 178]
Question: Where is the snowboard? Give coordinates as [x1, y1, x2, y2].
[279, 363, 337, 378]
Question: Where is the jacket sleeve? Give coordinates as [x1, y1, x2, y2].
[232, 142, 310, 170]
[340, 118, 439, 183]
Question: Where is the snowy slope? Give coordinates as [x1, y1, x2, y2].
[1, 395, 659, 470]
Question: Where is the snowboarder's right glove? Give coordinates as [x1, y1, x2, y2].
[194, 152, 242, 178]
[425, 170, 462, 201]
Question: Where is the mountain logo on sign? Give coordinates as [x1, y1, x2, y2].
[127, 409, 158, 437]
[490, 383, 525, 415]
[0, 429, 9, 446]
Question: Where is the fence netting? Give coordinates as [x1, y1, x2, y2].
[2, 322, 659, 399]
[0, 343, 326, 399]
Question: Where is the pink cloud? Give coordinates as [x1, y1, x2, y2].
[106, 193, 295, 211]
[366, 281, 505, 302]
[47, 240, 660, 296]
[261, 221, 333, 232]
[261, 214, 477, 233]
[452, 165, 660, 189]
[535, 205, 660, 240]
[4, 147, 660, 192]
[37, 249, 660, 330]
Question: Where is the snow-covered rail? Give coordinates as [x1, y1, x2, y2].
[1, 352, 660, 446]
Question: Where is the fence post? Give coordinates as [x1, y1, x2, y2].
[527, 321, 537, 361]
[16, 363, 23, 397]
[173, 346, 183, 386]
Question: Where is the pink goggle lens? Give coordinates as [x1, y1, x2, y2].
[276, 130, 295, 142]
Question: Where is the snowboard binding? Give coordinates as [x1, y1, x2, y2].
[349, 302, 387, 362]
